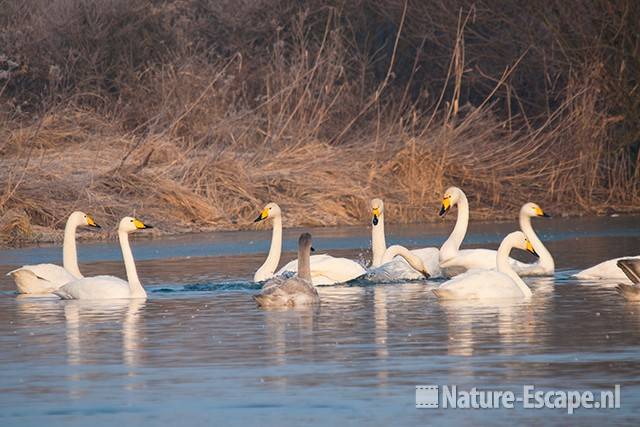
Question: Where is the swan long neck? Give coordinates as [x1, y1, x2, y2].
[118, 230, 146, 298]
[62, 218, 82, 278]
[440, 193, 469, 262]
[519, 213, 554, 271]
[497, 237, 532, 297]
[383, 245, 428, 276]
[254, 215, 282, 281]
[371, 214, 386, 268]
[297, 243, 312, 282]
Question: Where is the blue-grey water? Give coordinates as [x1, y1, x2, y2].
[1, 215, 639, 426]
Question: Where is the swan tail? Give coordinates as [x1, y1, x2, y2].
[616, 283, 640, 301]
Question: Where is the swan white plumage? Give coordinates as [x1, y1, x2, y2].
[254, 233, 320, 308]
[438, 187, 552, 277]
[574, 255, 640, 280]
[433, 231, 538, 300]
[54, 217, 152, 300]
[7, 211, 101, 294]
[512, 202, 554, 276]
[253, 203, 366, 285]
[367, 198, 435, 280]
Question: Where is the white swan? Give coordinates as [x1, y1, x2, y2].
[54, 217, 152, 300]
[253, 203, 366, 286]
[433, 231, 538, 300]
[367, 198, 436, 280]
[513, 202, 554, 276]
[574, 255, 640, 280]
[254, 233, 320, 308]
[616, 259, 640, 300]
[7, 211, 101, 294]
[438, 187, 552, 276]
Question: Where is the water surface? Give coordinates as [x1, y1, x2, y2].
[1, 215, 639, 426]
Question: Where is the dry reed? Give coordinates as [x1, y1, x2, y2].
[0, 0, 638, 244]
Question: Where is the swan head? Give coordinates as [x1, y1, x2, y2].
[439, 186, 464, 217]
[119, 216, 153, 233]
[521, 202, 550, 218]
[254, 202, 281, 222]
[507, 231, 538, 257]
[298, 232, 314, 253]
[70, 211, 101, 229]
[370, 198, 384, 226]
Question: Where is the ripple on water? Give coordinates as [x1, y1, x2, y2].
[0, 218, 640, 425]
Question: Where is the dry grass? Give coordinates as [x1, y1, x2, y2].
[0, 0, 638, 244]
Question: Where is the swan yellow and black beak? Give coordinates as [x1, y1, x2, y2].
[439, 196, 451, 217]
[372, 207, 380, 226]
[535, 206, 551, 218]
[86, 214, 101, 229]
[133, 218, 153, 229]
[526, 239, 539, 257]
[254, 208, 269, 223]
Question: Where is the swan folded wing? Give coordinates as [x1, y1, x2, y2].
[276, 254, 333, 275]
[9, 264, 78, 286]
[434, 270, 528, 300]
[277, 255, 366, 285]
[440, 249, 525, 277]
[511, 260, 548, 276]
[308, 257, 366, 284]
[54, 276, 131, 300]
[574, 255, 640, 280]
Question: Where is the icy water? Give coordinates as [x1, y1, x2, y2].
[0, 215, 639, 426]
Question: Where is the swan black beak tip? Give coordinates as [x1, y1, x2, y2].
[144, 224, 154, 229]
[439, 206, 448, 217]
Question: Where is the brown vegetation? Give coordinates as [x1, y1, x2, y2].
[0, 0, 638, 244]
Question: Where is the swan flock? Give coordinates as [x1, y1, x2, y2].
[5, 186, 639, 304]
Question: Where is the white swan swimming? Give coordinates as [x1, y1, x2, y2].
[513, 202, 554, 276]
[574, 255, 640, 280]
[367, 198, 436, 280]
[254, 233, 320, 308]
[54, 217, 152, 300]
[253, 203, 365, 285]
[616, 259, 640, 300]
[433, 231, 538, 300]
[7, 211, 101, 294]
[438, 187, 552, 276]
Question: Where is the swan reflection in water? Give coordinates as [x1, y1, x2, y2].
[439, 276, 554, 361]
[62, 299, 145, 397]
